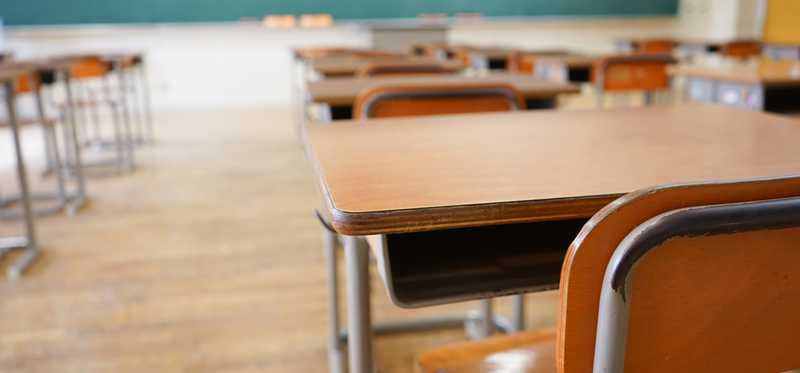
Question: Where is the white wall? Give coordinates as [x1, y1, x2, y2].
[449, 17, 678, 54]
[6, 23, 370, 111]
[677, 0, 765, 40]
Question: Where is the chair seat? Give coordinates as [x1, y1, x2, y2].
[417, 329, 556, 373]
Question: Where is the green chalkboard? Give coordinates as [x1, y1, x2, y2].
[1, 0, 678, 26]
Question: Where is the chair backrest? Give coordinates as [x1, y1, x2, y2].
[557, 175, 800, 373]
[69, 55, 111, 79]
[637, 39, 675, 54]
[720, 40, 762, 59]
[593, 54, 676, 93]
[352, 83, 525, 119]
[15, 73, 40, 94]
[355, 62, 458, 77]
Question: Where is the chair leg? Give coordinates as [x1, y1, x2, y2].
[479, 299, 495, 337]
[511, 295, 525, 332]
[110, 104, 127, 174]
[595, 89, 604, 109]
[62, 71, 87, 199]
[643, 91, 655, 106]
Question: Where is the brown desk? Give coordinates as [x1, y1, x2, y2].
[670, 59, 800, 112]
[309, 55, 463, 78]
[307, 104, 800, 373]
[310, 104, 800, 235]
[307, 73, 580, 119]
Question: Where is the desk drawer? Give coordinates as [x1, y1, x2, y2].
[371, 218, 587, 308]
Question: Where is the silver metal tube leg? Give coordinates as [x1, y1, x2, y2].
[40, 119, 57, 173]
[63, 72, 87, 198]
[34, 87, 67, 204]
[479, 299, 495, 337]
[595, 90, 604, 109]
[5, 80, 39, 279]
[643, 91, 655, 106]
[343, 235, 373, 373]
[88, 89, 102, 144]
[110, 104, 126, 173]
[511, 295, 525, 332]
[116, 62, 135, 171]
[324, 229, 344, 373]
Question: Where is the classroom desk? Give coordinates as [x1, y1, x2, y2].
[3, 59, 89, 216]
[670, 59, 800, 113]
[308, 55, 464, 78]
[0, 64, 40, 278]
[307, 72, 580, 120]
[531, 54, 596, 83]
[305, 104, 800, 373]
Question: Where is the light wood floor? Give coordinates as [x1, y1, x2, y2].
[0, 109, 559, 373]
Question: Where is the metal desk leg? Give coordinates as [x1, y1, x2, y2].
[4, 80, 40, 279]
[325, 228, 345, 373]
[63, 72, 87, 200]
[343, 235, 374, 373]
[115, 61, 135, 171]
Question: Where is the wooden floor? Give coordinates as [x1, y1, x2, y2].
[0, 109, 559, 373]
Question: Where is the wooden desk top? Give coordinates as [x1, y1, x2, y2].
[310, 56, 463, 77]
[670, 59, 800, 86]
[307, 73, 580, 106]
[307, 105, 800, 235]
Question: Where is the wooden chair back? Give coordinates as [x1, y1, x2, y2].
[637, 39, 675, 54]
[352, 83, 525, 119]
[70, 56, 110, 79]
[15, 73, 40, 94]
[720, 40, 762, 59]
[558, 175, 800, 373]
[593, 54, 676, 92]
[355, 62, 458, 77]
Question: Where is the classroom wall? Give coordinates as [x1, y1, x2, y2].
[5, 24, 369, 111]
[677, 0, 764, 40]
